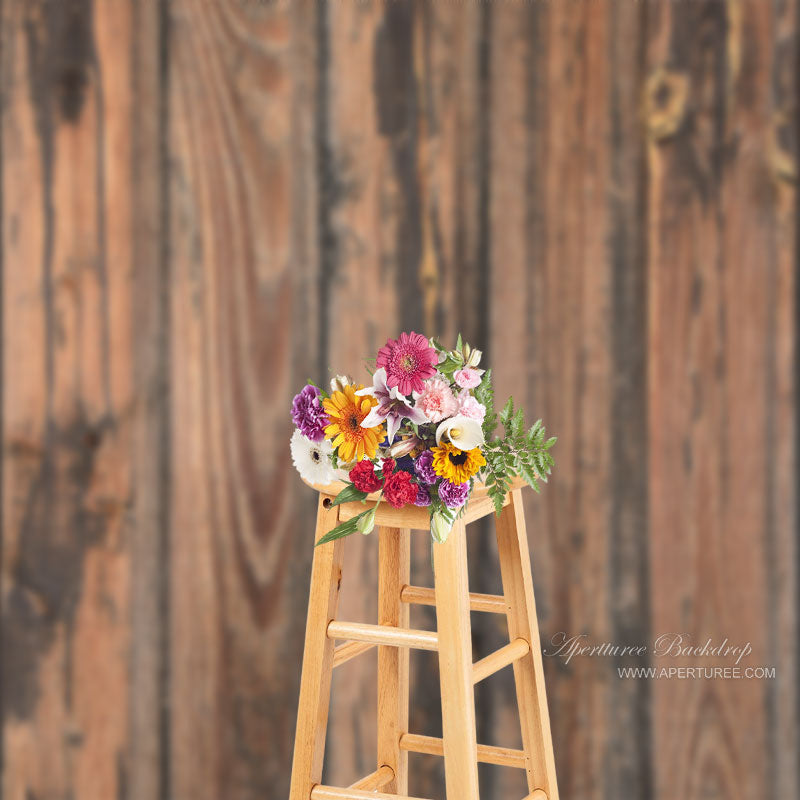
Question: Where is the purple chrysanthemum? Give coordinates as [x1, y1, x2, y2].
[291, 384, 329, 442]
[414, 450, 437, 485]
[438, 479, 470, 509]
[413, 484, 432, 507]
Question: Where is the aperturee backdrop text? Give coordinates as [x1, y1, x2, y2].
[290, 333, 555, 544]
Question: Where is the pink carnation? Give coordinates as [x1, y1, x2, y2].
[457, 392, 486, 423]
[454, 367, 482, 389]
[416, 377, 458, 423]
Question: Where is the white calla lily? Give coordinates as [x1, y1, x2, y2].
[435, 415, 485, 450]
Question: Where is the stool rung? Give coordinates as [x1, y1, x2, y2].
[398, 733, 527, 769]
[327, 621, 438, 651]
[311, 787, 432, 800]
[348, 765, 394, 790]
[332, 640, 376, 668]
[472, 638, 530, 684]
[524, 791, 548, 800]
[400, 584, 507, 614]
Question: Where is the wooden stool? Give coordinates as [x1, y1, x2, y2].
[289, 478, 559, 800]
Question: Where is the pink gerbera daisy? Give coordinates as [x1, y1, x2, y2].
[376, 332, 438, 395]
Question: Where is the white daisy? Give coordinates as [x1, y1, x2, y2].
[290, 429, 336, 485]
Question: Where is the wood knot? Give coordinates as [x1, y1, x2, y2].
[768, 109, 797, 184]
[645, 68, 689, 143]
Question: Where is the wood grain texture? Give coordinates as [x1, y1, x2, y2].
[472, 638, 530, 686]
[496, 491, 559, 799]
[377, 527, 411, 794]
[399, 733, 526, 769]
[311, 786, 431, 800]
[167, 0, 319, 797]
[646, 1, 797, 799]
[1, 1, 797, 800]
[320, 0, 402, 782]
[432, 519, 480, 800]
[487, 1, 621, 798]
[348, 765, 394, 792]
[1, 2, 149, 799]
[289, 498, 345, 800]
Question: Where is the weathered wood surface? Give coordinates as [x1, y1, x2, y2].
[646, 2, 798, 799]
[1, 2, 158, 799]
[0, 2, 796, 800]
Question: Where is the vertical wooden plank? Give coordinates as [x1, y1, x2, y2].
[479, 6, 536, 797]
[1, 1, 151, 798]
[289, 497, 345, 800]
[319, 1, 393, 784]
[129, 1, 169, 799]
[167, 0, 320, 797]
[495, 490, 558, 799]
[432, 519, 479, 800]
[605, 2, 652, 798]
[765, 4, 799, 797]
[377, 527, 410, 795]
[488, 2, 620, 799]
[413, 6, 498, 793]
[646, 1, 798, 799]
[319, 3, 486, 788]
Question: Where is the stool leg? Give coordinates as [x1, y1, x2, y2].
[289, 496, 345, 800]
[377, 527, 411, 794]
[495, 489, 559, 800]
[433, 519, 480, 800]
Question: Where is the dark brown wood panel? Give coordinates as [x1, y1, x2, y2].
[166, 0, 319, 797]
[0, 2, 796, 800]
[489, 2, 624, 798]
[318, 4, 491, 793]
[321, 0, 392, 784]
[0, 1, 157, 798]
[646, 1, 798, 799]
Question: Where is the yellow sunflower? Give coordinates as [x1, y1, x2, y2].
[431, 442, 486, 484]
[323, 384, 383, 462]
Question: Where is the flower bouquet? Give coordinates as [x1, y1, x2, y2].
[290, 332, 555, 545]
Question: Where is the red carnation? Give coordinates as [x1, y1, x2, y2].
[349, 459, 383, 493]
[381, 458, 396, 478]
[383, 470, 418, 509]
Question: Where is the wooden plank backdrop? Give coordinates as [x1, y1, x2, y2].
[0, 2, 796, 800]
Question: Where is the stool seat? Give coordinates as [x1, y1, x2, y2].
[289, 482, 559, 800]
[301, 476, 528, 531]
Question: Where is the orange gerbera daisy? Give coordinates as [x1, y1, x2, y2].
[323, 384, 384, 462]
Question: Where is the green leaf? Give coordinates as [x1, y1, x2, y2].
[500, 397, 514, 429]
[330, 484, 369, 506]
[315, 508, 373, 546]
[511, 408, 525, 438]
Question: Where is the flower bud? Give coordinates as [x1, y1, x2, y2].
[430, 512, 453, 543]
[389, 435, 420, 458]
[330, 374, 351, 393]
[356, 507, 376, 536]
[467, 348, 482, 368]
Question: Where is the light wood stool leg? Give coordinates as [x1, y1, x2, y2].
[289, 497, 345, 800]
[495, 489, 559, 800]
[433, 519, 480, 800]
[377, 527, 411, 794]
